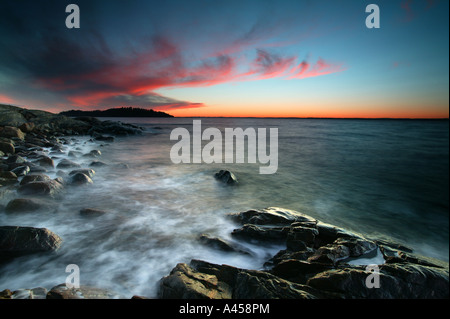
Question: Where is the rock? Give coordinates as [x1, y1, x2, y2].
[10, 165, 30, 177]
[5, 198, 53, 213]
[0, 142, 15, 155]
[231, 224, 289, 242]
[159, 260, 330, 299]
[333, 237, 377, 257]
[286, 225, 319, 249]
[158, 262, 233, 299]
[17, 179, 64, 197]
[306, 263, 449, 299]
[18, 122, 35, 133]
[0, 171, 17, 181]
[69, 168, 95, 178]
[47, 284, 122, 299]
[90, 160, 108, 167]
[0, 287, 47, 299]
[6, 154, 26, 164]
[307, 243, 351, 264]
[271, 259, 334, 285]
[198, 234, 251, 255]
[83, 149, 102, 158]
[80, 208, 107, 216]
[19, 173, 52, 185]
[36, 155, 54, 168]
[0, 126, 25, 140]
[56, 159, 81, 169]
[69, 173, 93, 186]
[0, 105, 27, 126]
[0, 226, 62, 255]
[68, 150, 82, 158]
[214, 170, 238, 185]
[228, 207, 317, 226]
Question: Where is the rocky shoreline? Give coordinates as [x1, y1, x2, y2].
[1, 104, 449, 299]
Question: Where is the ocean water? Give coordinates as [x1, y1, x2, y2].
[0, 118, 448, 298]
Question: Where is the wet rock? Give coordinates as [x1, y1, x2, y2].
[0, 142, 15, 155]
[306, 263, 449, 299]
[18, 122, 35, 133]
[286, 225, 319, 249]
[56, 159, 81, 169]
[159, 260, 330, 299]
[80, 208, 107, 216]
[214, 169, 238, 185]
[36, 155, 54, 168]
[0, 226, 62, 255]
[90, 160, 108, 167]
[228, 207, 317, 226]
[83, 149, 102, 158]
[158, 262, 233, 299]
[198, 234, 251, 255]
[0, 171, 18, 185]
[69, 173, 93, 186]
[10, 165, 30, 177]
[307, 243, 351, 264]
[17, 179, 64, 197]
[231, 224, 289, 242]
[0, 126, 25, 140]
[19, 173, 52, 185]
[6, 154, 26, 164]
[271, 259, 334, 285]
[5, 198, 53, 213]
[69, 168, 95, 178]
[47, 284, 123, 299]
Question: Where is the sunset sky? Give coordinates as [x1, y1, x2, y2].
[0, 0, 448, 118]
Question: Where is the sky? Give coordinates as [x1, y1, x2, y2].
[0, 0, 448, 118]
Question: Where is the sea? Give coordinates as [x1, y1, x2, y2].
[0, 118, 448, 298]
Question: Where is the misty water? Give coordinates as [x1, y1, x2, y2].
[0, 118, 448, 298]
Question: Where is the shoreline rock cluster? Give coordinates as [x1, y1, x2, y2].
[160, 207, 449, 299]
[1, 104, 143, 298]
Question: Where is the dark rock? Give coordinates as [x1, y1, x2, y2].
[306, 263, 449, 299]
[0, 142, 15, 155]
[159, 260, 332, 299]
[0, 226, 62, 254]
[36, 155, 54, 168]
[69, 173, 93, 186]
[6, 154, 26, 164]
[271, 259, 334, 284]
[80, 208, 107, 216]
[83, 149, 102, 158]
[198, 234, 251, 255]
[19, 122, 35, 133]
[0, 126, 25, 140]
[228, 207, 317, 226]
[47, 284, 122, 299]
[68, 150, 82, 158]
[90, 160, 108, 167]
[19, 173, 52, 185]
[231, 224, 289, 242]
[69, 168, 95, 178]
[286, 225, 319, 249]
[56, 159, 81, 169]
[307, 243, 351, 264]
[17, 179, 64, 197]
[214, 170, 238, 185]
[10, 165, 30, 177]
[5, 198, 53, 213]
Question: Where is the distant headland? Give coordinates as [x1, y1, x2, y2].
[60, 107, 174, 118]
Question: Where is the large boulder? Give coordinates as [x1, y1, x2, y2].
[159, 260, 330, 299]
[17, 179, 64, 197]
[0, 126, 25, 140]
[56, 159, 81, 169]
[0, 226, 62, 255]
